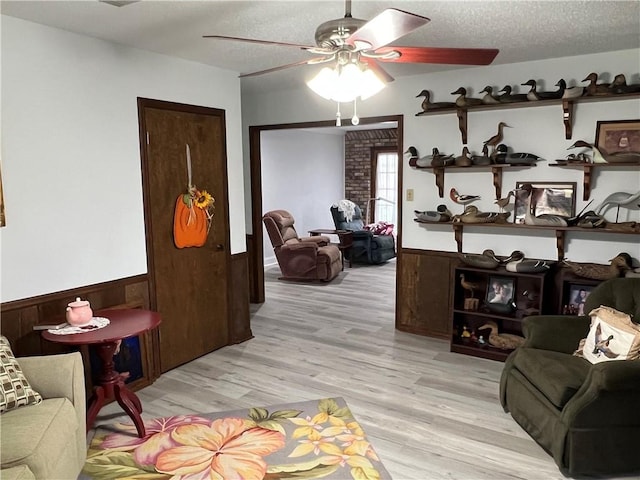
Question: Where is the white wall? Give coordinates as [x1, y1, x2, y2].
[243, 49, 640, 264]
[0, 16, 246, 302]
[261, 129, 344, 265]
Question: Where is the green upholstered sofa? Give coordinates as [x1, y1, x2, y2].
[1, 352, 87, 479]
[500, 277, 640, 477]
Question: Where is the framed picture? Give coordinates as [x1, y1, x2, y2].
[566, 284, 595, 315]
[595, 119, 640, 154]
[486, 276, 515, 306]
[513, 182, 577, 224]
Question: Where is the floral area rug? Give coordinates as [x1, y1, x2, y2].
[81, 397, 392, 480]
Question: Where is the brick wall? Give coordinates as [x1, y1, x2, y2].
[344, 129, 398, 214]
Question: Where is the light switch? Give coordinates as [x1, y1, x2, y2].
[406, 189, 414, 201]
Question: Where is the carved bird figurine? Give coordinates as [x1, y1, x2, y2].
[451, 87, 483, 107]
[608, 74, 640, 94]
[460, 273, 481, 298]
[405, 146, 420, 167]
[416, 89, 455, 114]
[562, 253, 632, 280]
[450, 188, 481, 205]
[494, 190, 516, 212]
[594, 190, 640, 221]
[593, 324, 618, 358]
[455, 146, 472, 167]
[568, 140, 608, 163]
[483, 122, 511, 154]
[429, 147, 455, 167]
[521, 79, 565, 100]
[479, 86, 501, 104]
[582, 72, 610, 96]
[561, 79, 584, 99]
[497, 85, 527, 103]
[478, 321, 525, 350]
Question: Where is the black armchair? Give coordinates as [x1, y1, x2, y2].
[330, 202, 395, 265]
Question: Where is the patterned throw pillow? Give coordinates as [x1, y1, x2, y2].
[576, 306, 640, 364]
[0, 336, 43, 413]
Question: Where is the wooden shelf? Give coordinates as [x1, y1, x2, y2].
[415, 92, 640, 142]
[414, 220, 640, 260]
[412, 164, 535, 199]
[549, 161, 640, 200]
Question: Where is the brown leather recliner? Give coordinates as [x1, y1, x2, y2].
[262, 210, 342, 282]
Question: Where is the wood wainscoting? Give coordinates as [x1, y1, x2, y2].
[396, 249, 460, 339]
[1, 251, 253, 395]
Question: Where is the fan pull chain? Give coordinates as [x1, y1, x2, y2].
[335, 102, 342, 126]
[352, 98, 360, 125]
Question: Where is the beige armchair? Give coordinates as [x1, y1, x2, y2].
[263, 210, 341, 282]
[1, 352, 87, 479]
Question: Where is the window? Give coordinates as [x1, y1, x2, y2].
[371, 148, 398, 225]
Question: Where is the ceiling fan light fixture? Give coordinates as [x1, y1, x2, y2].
[307, 61, 385, 103]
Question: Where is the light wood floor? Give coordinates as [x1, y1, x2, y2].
[95, 260, 593, 479]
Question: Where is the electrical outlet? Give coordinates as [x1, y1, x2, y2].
[406, 189, 414, 201]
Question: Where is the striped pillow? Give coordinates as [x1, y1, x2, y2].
[0, 336, 42, 413]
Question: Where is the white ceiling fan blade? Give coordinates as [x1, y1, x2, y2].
[346, 8, 430, 51]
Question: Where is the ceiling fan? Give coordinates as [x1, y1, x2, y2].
[203, 0, 499, 81]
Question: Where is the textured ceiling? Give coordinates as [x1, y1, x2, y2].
[2, 0, 639, 96]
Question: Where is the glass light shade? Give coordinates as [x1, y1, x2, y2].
[307, 62, 385, 102]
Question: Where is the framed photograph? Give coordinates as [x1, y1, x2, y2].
[513, 182, 577, 224]
[486, 276, 515, 306]
[567, 284, 595, 315]
[595, 119, 640, 155]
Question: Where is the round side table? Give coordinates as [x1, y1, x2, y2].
[42, 309, 161, 437]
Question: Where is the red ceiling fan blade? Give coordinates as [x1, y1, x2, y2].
[376, 46, 499, 65]
[239, 58, 326, 78]
[203, 35, 314, 50]
[360, 58, 395, 84]
[346, 9, 430, 50]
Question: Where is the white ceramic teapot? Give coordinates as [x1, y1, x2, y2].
[65, 297, 93, 326]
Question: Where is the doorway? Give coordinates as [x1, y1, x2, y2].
[138, 98, 231, 372]
[248, 115, 404, 303]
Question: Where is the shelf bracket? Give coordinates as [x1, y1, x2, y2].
[562, 99, 574, 140]
[434, 167, 445, 198]
[456, 108, 467, 144]
[556, 229, 566, 261]
[491, 167, 503, 200]
[453, 224, 463, 252]
[582, 164, 594, 201]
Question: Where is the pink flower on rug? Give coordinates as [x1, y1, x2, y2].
[99, 415, 212, 465]
[155, 417, 285, 480]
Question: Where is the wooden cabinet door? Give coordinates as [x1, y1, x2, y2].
[139, 99, 230, 372]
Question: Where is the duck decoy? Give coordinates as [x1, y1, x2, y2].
[561, 79, 584, 99]
[562, 253, 632, 280]
[497, 85, 527, 103]
[430, 147, 455, 167]
[594, 190, 640, 221]
[483, 122, 511, 155]
[582, 72, 610, 96]
[608, 74, 640, 94]
[415, 90, 455, 114]
[479, 86, 501, 104]
[505, 258, 551, 273]
[414, 209, 452, 223]
[494, 190, 516, 212]
[455, 146, 472, 167]
[451, 87, 483, 107]
[504, 152, 543, 166]
[459, 251, 500, 269]
[450, 188, 480, 205]
[471, 145, 492, 166]
[406, 146, 447, 168]
[519, 183, 569, 226]
[405, 146, 420, 167]
[567, 140, 608, 163]
[478, 321, 525, 350]
[521, 79, 565, 100]
[460, 274, 481, 298]
[454, 205, 510, 224]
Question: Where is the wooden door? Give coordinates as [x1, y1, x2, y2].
[138, 99, 230, 372]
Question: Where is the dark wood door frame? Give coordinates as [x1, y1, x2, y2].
[249, 115, 404, 303]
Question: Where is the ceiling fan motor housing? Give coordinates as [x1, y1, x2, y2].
[314, 17, 366, 48]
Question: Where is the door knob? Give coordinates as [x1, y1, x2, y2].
[215, 244, 224, 251]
